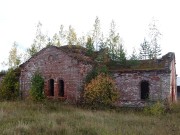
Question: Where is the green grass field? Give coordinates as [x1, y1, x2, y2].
[0, 101, 179, 135]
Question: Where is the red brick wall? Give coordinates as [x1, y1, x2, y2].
[19, 46, 92, 102]
[113, 71, 171, 107]
[169, 58, 177, 102]
[20, 48, 176, 106]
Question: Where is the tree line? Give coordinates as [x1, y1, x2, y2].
[2, 17, 162, 69]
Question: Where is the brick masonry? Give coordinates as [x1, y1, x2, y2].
[19, 46, 92, 103]
[113, 71, 170, 106]
[113, 53, 177, 107]
[19, 46, 177, 106]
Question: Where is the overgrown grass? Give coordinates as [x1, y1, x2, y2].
[0, 101, 179, 135]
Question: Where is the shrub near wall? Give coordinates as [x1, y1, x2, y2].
[30, 71, 44, 101]
[144, 101, 165, 115]
[84, 73, 119, 108]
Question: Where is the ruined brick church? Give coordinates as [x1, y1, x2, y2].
[19, 45, 177, 106]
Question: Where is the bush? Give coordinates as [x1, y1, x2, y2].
[144, 101, 165, 115]
[0, 68, 19, 100]
[85, 65, 108, 84]
[30, 71, 44, 101]
[169, 102, 180, 113]
[84, 73, 119, 108]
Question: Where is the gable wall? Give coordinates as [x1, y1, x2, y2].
[20, 47, 92, 102]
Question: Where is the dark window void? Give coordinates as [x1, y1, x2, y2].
[49, 79, 54, 96]
[177, 86, 180, 98]
[141, 81, 149, 100]
[59, 80, 64, 97]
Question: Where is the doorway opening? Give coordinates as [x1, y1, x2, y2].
[141, 80, 149, 100]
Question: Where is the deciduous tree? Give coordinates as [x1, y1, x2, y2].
[92, 16, 101, 50]
[148, 18, 162, 59]
[52, 25, 66, 46]
[67, 25, 77, 45]
[27, 22, 48, 57]
[8, 42, 21, 69]
[52, 33, 60, 46]
[106, 20, 126, 62]
[84, 73, 118, 108]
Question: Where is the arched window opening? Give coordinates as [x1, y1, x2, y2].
[49, 79, 54, 96]
[141, 80, 149, 100]
[59, 80, 64, 97]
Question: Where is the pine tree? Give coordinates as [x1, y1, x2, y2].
[130, 48, 138, 60]
[139, 38, 151, 60]
[116, 44, 126, 65]
[86, 36, 94, 56]
[129, 48, 139, 67]
[27, 44, 39, 57]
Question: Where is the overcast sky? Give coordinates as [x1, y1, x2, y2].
[0, 0, 180, 75]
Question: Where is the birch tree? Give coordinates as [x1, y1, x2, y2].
[27, 22, 48, 57]
[67, 25, 77, 45]
[148, 19, 162, 59]
[92, 16, 101, 50]
[8, 42, 21, 68]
